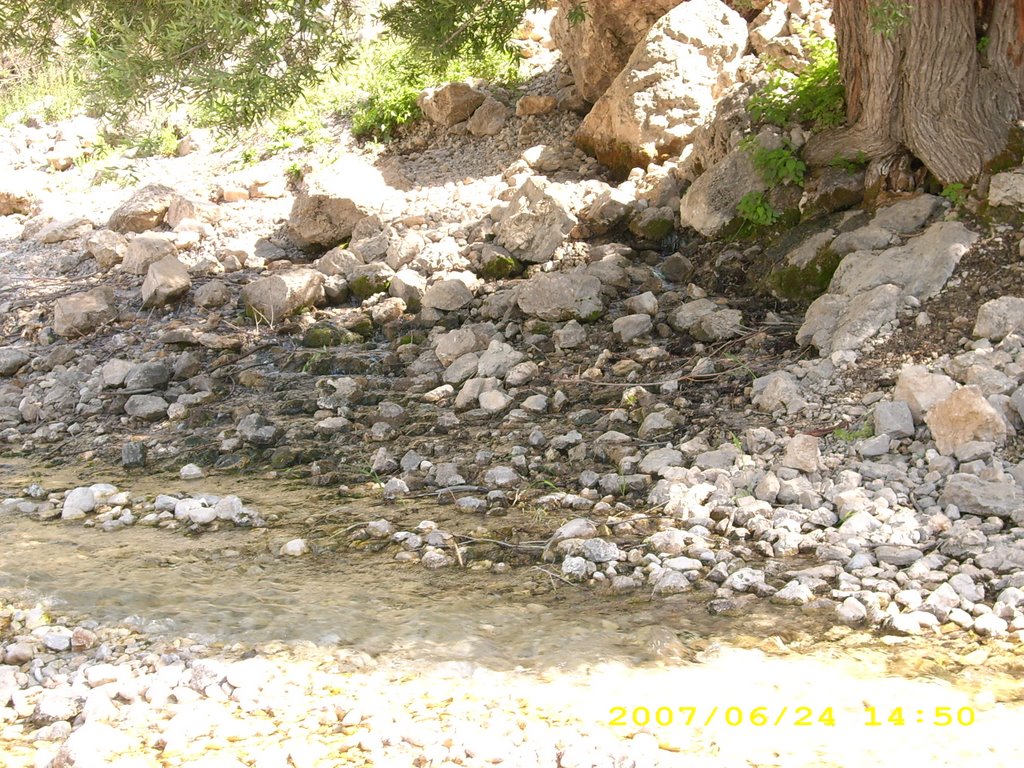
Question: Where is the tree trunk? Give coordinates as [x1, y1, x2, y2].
[804, 0, 1024, 184]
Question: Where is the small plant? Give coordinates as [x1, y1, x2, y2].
[833, 423, 874, 442]
[134, 125, 178, 158]
[748, 31, 845, 131]
[742, 136, 807, 187]
[868, 0, 911, 39]
[567, 2, 590, 27]
[977, 36, 990, 54]
[737, 191, 780, 228]
[728, 432, 743, 452]
[285, 162, 304, 182]
[941, 182, 968, 207]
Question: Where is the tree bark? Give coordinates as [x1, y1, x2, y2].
[804, 0, 1024, 184]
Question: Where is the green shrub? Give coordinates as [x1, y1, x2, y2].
[743, 136, 807, 187]
[941, 182, 968, 207]
[0, 59, 84, 122]
[1, 1, 354, 131]
[737, 191, 780, 227]
[134, 125, 179, 157]
[748, 31, 845, 131]
[348, 39, 520, 141]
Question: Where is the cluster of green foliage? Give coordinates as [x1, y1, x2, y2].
[833, 422, 874, 442]
[378, 0, 541, 73]
[941, 182, 968, 207]
[0, 1, 354, 130]
[748, 32, 845, 131]
[742, 136, 807, 186]
[737, 191, 780, 227]
[348, 39, 520, 141]
[134, 124, 179, 157]
[0, 58, 83, 122]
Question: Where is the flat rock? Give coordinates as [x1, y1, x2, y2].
[939, 474, 1024, 520]
[517, 272, 603, 322]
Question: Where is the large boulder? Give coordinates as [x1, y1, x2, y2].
[576, 0, 748, 176]
[493, 177, 578, 264]
[551, 0, 680, 103]
[287, 158, 392, 250]
[107, 184, 177, 233]
[797, 219, 978, 355]
[53, 287, 117, 338]
[679, 144, 766, 236]
[242, 270, 326, 323]
[418, 83, 487, 126]
[516, 272, 604, 322]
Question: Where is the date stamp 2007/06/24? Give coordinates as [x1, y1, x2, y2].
[608, 705, 977, 729]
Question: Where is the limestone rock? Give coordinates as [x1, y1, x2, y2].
[796, 284, 900, 354]
[828, 221, 977, 301]
[893, 364, 958, 422]
[925, 386, 1007, 456]
[467, 97, 511, 136]
[194, 280, 232, 309]
[550, 0, 680, 102]
[242, 270, 326, 323]
[987, 169, 1024, 208]
[494, 177, 578, 264]
[940, 474, 1024, 520]
[516, 95, 557, 116]
[34, 217, 93, 244]
[287, 159, 392, 249]
[123, 234, 177, 275]
[422, 279, 474, 311]
[124, 394, 168, 421]
[141, 257, 191, 308]
[85, 229, 128, 270]
[517, 272, 603, 322]
[107, 184, 176, 233]
[679, 144, 766, 236]
[418, 83, 486, 126]
[973, 296, 1024, 341]
[53, 287, 116, 338]
[576, 0, 747, 175]
[0, 347, 30, 377]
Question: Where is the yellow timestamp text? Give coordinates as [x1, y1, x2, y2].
[608, 705, 976, 728]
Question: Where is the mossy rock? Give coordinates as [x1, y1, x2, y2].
[303, 322, 361, 348]
[350, 274, 392, 300]
[766, 247, 842, 305]
[629, 213, 675, 242]
[479, 253, 522, 280]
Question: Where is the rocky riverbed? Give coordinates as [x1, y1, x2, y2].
[4, 1, 1024, 764]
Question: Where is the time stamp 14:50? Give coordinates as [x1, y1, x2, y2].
[608, 706, 977, 728]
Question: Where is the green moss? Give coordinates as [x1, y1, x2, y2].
[349, 275, 391, 300]
[303, 322, 361, 348]
[985, 124, 1024, 175]
[628, 213, 674, 241]
[478, 253, 521, 280]
[767, 247, 842, 305]
[580, 308, 605, 323]
[347, 316, 374, 337]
